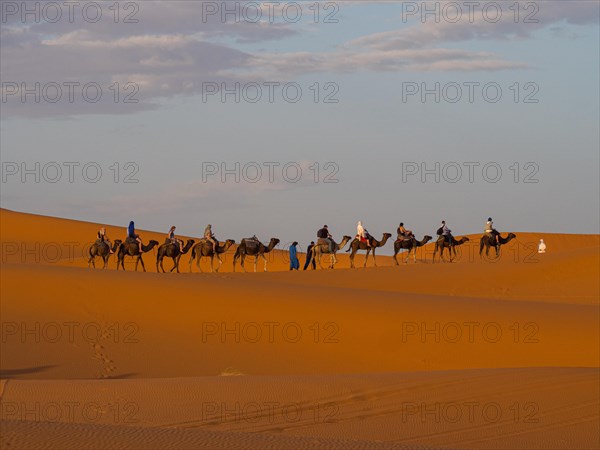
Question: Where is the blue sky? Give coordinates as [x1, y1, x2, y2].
[1, 1, 599, 251]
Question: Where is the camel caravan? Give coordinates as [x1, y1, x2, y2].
[88, 218, 516, 272]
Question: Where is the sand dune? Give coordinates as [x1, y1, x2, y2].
[1, 209, 598, 449]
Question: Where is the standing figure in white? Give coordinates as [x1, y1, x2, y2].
[538, 239, 546, 253]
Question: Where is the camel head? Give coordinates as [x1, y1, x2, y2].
[222, 239, 236, 251]
[339, 235, 352, 248]
[270, 238, 281, 246]
[422, 235, 432, 244]
[383, 233, 392, 239]
[507, 233, 517, 239]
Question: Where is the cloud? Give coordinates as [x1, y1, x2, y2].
[1, 1, 596, 118]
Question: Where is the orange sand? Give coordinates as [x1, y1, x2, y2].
[1, 209, 598, 449]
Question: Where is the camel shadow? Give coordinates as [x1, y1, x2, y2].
[0, 365, 57, 378]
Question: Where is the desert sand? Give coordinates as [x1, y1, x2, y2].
[1, 208, 598, 449]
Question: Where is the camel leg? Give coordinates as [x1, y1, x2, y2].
[170, 257, 178, 273]
[103, 255, 109, 269]
[241, 254, 247, 273]
[364, 249, 369, 268]
[216, 255, 222, 272]
[349, 250, 355, 269]
[210, 255, 214, 273]
[138, 256, 146, 272]
[261, 253, 268, 272]
[413, 247, 417, 263]
[373, 249, 377, 267]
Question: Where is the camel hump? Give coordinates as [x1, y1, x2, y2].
[244, 237, 260, 250]
[125, 237, 137, 245]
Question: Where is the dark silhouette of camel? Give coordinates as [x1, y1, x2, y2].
[346, 233, 392, 268]
[189, 239, 235, 273]
[156, 239, 195, 273]
[88, 239, 122, 269]
[117, 239, 159, 272]
[480, 233, 517, 257]
[393, 235, 432, 265]
[233, 238, 280, 272]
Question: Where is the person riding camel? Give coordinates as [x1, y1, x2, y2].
[127, 221, 143, 253]
[97, 227, 114, 254]
[397, 223, 414, 241]
[485, 217, 500, 245]
[317, 225, 334, 253]
[167, 226, 184, 253]
[441, 220, 453, 245]
[204, 224, 217, 250]
[357, 221, 372, 247]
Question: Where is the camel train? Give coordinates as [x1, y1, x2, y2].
[88, 219, 516, 272]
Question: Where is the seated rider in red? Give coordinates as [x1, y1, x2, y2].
[357, 221, 372, 247]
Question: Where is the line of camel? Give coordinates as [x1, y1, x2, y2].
[88, 231, 517, 273]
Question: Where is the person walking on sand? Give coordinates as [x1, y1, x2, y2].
[538, 239, 546, 253]
[127, 221, 143, 253]
[289, 242, 300, 270]
[303, 241, 316, 270]
[167, 226, 184, 253]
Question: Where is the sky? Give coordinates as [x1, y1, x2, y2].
[1, 1, 599, 253]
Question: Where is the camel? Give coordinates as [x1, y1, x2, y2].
[480, 233, 517, 257]
[88, 239, 122, 269]
[233, 238, 280, 272]
[433, 236, 469, 263]
[116, 239, 159, 272]
[156, 239, 195, 273]
[189, 239, 235, 273]
[346, 233, 392, 268]
[393, 235, 432, 265]
[312, 236, 352, 269]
